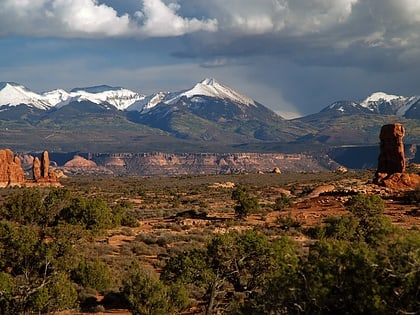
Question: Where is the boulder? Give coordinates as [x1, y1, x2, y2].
[272, 167, 282, 174]
[336, 166, 348, 173]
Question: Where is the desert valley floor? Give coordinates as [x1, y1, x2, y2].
[37, 170, 419, 315]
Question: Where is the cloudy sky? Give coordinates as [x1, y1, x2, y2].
[1, 0, 420, 118]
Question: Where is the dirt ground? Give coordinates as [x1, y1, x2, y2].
[60, 172, 420, 315]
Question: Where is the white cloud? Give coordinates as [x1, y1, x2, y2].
[0, 0, 217, 38]
[134, 0, 218, 37]
[0, 0, 132, 37]
[51, 0, 132, 36]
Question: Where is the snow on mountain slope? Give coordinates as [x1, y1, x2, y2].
[63, 86, 145, 111]
[127, 92, 172, 112]
[41, 89, 72, 107]
[361, 92, 401, 105]
[0, 82, 52, 110]
[396, 96, 420, 116]
[127, 78, 256, 113]
[0, 83, 145, 111]
[360, 92, 408, 114]
[177, 78, 255, 106]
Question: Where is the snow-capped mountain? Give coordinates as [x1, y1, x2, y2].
[2, 79, 420, 125]
[313, 91, 420, 119]
[68, 85, 145, 111]
[0, 82, 52, 110]
[127, 78, 256, 113]
[0, 78, 255, 113]
[123, 78, 304, 142]
[0, 82, 144, 111]
[359, 92, 420, 116]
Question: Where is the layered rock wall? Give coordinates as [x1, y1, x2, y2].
[88, 152, 340, 176]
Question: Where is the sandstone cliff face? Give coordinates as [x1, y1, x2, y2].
[87, 152, 340, 176]
[0, 149, 25, 187]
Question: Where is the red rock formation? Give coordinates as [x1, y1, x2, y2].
[41, 151, 50, 178]
[373, 123, 420, 189]
[377, 123, 406, 175]
[32, 150, 60, 186]
[380, 173, 420, 189]
[0, 148, 60, 187]
[0, 149, 25, 187]
[374, 123, 406, 185]
[64, 155, 97, 168]
[33, 157, 41, 180]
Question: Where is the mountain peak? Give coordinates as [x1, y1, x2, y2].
[361, 92, 402, 105]
[0, 82, 20, 89]
[181, 78, 256, 106]
[200, 78, 218, 86]
[0, 82, 51, 109]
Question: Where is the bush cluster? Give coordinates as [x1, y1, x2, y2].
[0, 185, 418, 315]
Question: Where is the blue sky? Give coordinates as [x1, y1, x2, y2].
[2, 0, 420, 118]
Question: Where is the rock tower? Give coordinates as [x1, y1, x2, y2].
[32, 150, 58, 184]
[0, 149, 25, 187]
[376, 123, 406, 176]
[374, 123, 420, 188]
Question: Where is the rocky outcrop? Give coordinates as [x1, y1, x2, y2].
[42, 151, 50, 178]
[33, 157, 42, 180]
[64, 155, 97, 168]
[32, 151, 60, 185]
[87, 152, 341, 176]
[272, 167, 282, 174]
[374, 124, 420, 189]
[0, 149, 25, 187]
[379, 173, 420, 190]
[376, 123, 406, 177]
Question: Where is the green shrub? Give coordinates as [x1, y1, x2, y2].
[30, 272, 78, 314]
[58, 196, 113, 231]
[0, 188, 73, 227]
[71, 258, 112, 291]
[123, 268, 188, 315]
[345, 194, 393, 244]
[231, 185, 260, 219]
[273, 193, 292, 211]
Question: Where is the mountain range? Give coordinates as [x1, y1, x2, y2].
[0, 79, 419, 154]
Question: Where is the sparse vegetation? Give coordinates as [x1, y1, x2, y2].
[231, 184, 260, 219]
[0, 172, 418, 314]
[273, 192, 292, 211]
